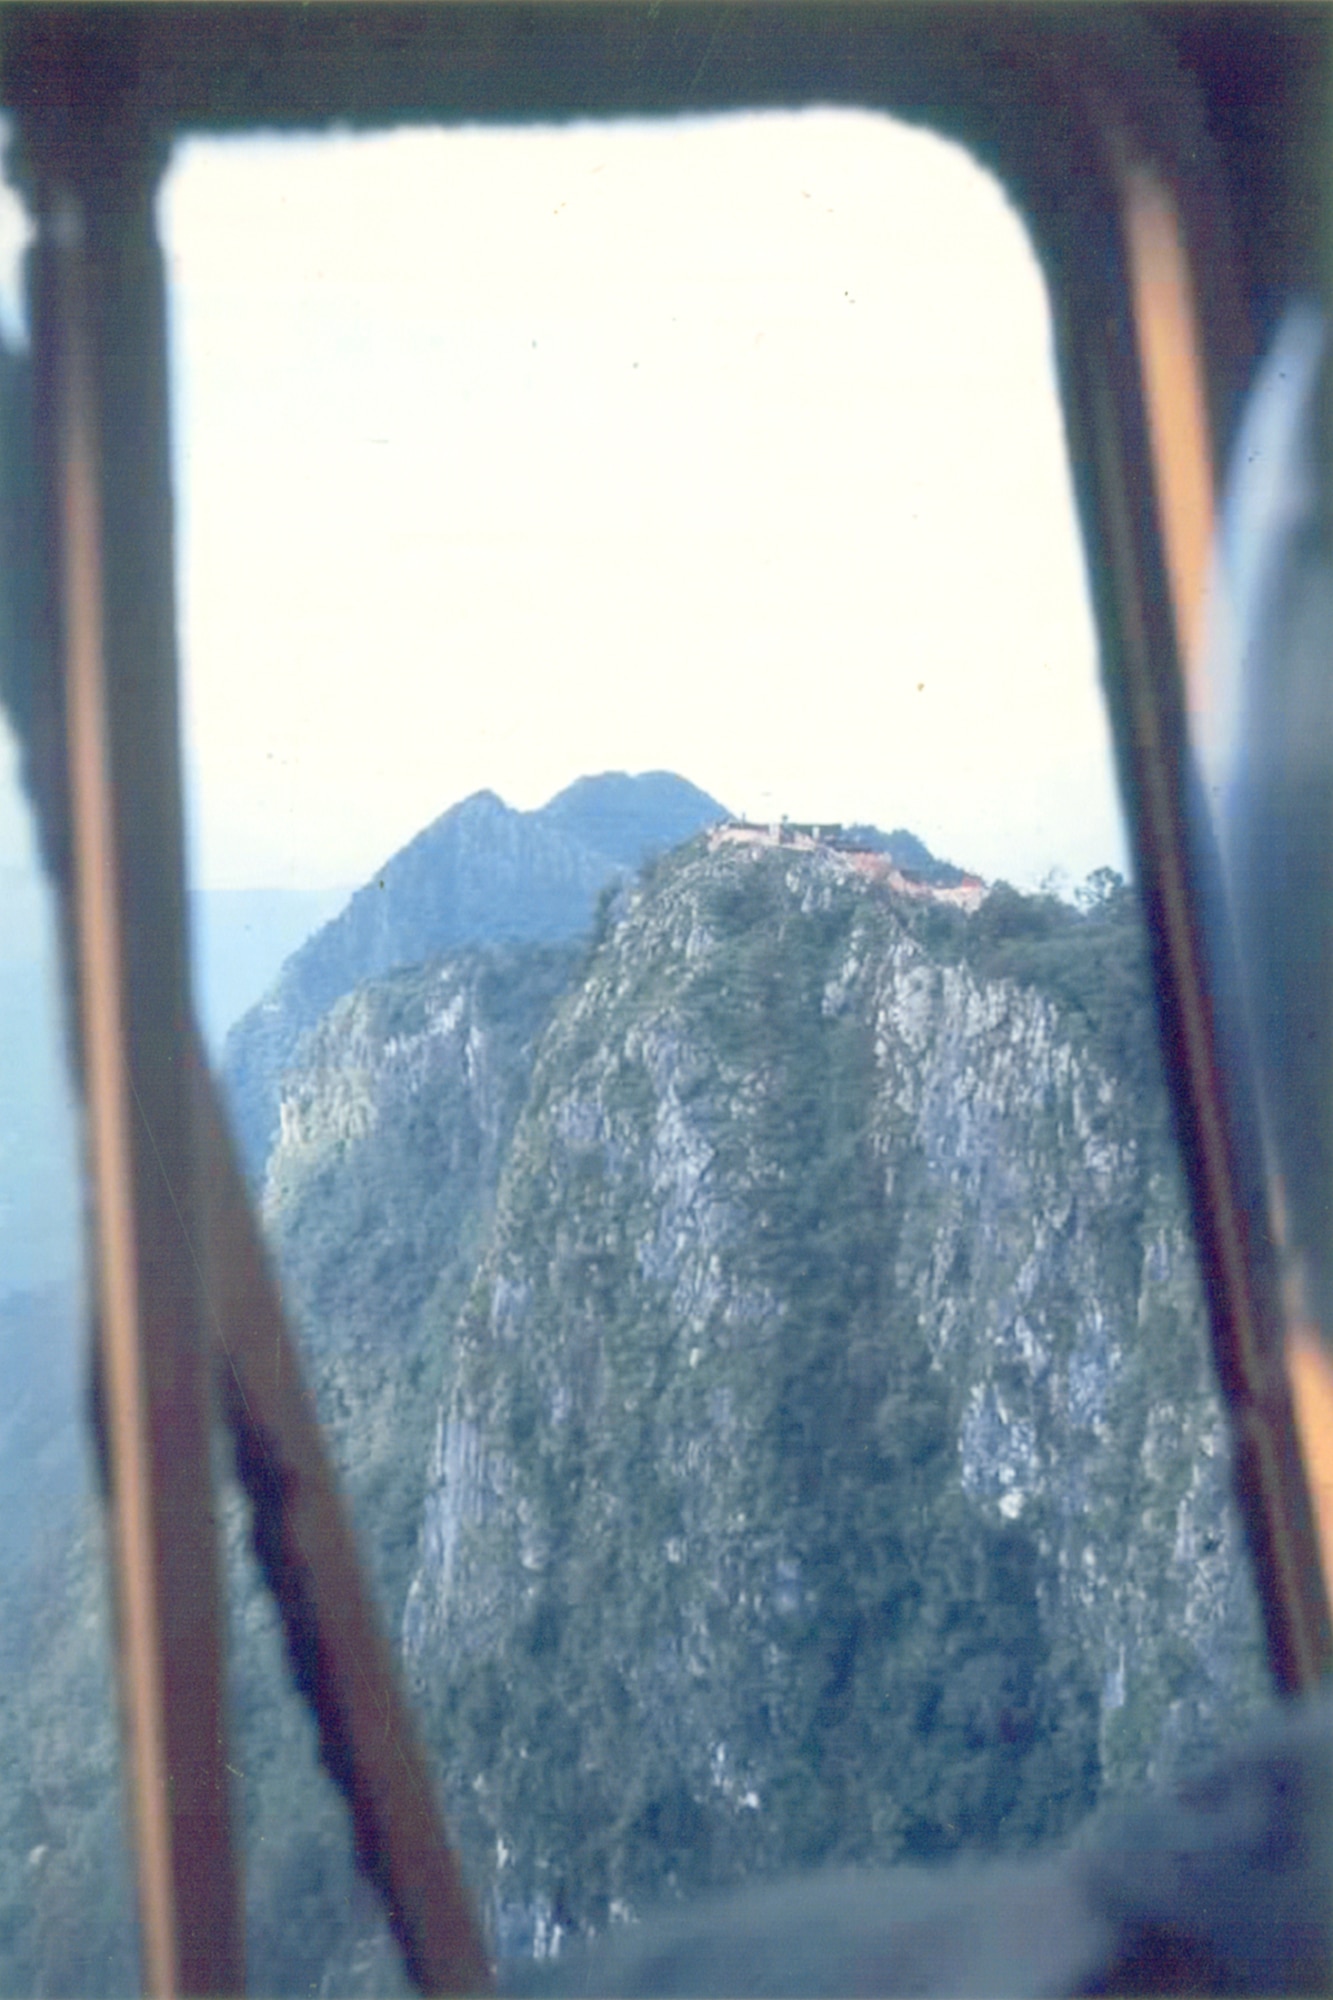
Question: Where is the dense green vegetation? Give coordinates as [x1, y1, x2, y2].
[0, 833, 1267, 1995]
[409, 845, 1263, 1960]
[230, 941, 581, 1993]
[908, 868, 1163, 1107]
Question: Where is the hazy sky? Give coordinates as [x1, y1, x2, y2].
[158, 108, 1127, 895]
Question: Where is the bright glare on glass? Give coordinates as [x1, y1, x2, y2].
[161, 110, 1126, 908]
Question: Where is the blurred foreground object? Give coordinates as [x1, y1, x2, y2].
[505, 1692, 1332, 1997]
[1199, 305, 1333, 1338]
[1194, 304, 1333, 1594]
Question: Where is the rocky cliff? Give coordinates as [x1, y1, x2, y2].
[214, 941, 585, 1998]
[260, 940, 581, 1623]
[392, 840, 1267, 1957]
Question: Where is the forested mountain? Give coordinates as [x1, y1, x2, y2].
[0, 790, 1272, 1997]
[246, 819, 1263, 1986]
[394, 840, 1266, 1959]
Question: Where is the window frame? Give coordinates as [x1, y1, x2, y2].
[1, 7, 1327, 1993]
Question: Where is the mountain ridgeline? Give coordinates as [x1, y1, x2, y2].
[221, 773, 728, 1178]
[223, 775, 1267, 1987]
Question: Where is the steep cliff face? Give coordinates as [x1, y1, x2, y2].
[399, 842, 1267, 1952]
[207, 941, 582, 1999]
[860, 932, 1260, 1799]
[223, 773, 725, 1179]
[261, 941, 581, 1620]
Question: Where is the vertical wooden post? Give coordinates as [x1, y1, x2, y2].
[24, 112, 245, 1997]
[13, 41, 489, 1990]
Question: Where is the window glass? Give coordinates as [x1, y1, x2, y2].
[159, 111, 1270, 1991]
[0, 727, 136, 1991]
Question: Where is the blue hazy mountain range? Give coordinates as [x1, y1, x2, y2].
[221, 772, 731, 1178]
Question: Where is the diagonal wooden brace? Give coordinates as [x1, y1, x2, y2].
[191, 1033, 492, 1997]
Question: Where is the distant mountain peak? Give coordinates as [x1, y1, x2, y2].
[222, 769, 727, 1178]
[394, 786, 514, 855]
[453, 786, 510, 815]
[541, 768, 724, 813]
[537, 771, 729, 870]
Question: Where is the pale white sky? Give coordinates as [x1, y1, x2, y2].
[162, 108, 1128, 895]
